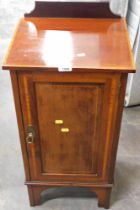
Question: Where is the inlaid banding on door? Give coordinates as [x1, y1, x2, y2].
[33, 81, 104, 176]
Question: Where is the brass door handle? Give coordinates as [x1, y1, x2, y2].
[26, 125, 35, 144]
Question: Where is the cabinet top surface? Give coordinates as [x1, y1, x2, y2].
[3, 18, 135, 72]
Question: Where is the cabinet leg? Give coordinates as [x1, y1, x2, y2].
[27, 186, 46, 206]
[96, 188, 112, 209]
[27, 185, 112, 208]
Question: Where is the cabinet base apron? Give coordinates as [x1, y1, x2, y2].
[25, 181, 113, 209]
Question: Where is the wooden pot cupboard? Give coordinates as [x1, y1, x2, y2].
[2, 1, 135, 209]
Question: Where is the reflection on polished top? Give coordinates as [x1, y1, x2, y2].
[3, 18, 135, 72]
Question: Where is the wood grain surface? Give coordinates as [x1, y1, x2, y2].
[3, 18, 135, 73]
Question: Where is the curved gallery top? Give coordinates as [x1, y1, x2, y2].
[24, 0, 121, 18]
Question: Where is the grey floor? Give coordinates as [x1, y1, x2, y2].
[0, 1, 140, 210]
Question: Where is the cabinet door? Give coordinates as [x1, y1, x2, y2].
[18, 71, 121, 183]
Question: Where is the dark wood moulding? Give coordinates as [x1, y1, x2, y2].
[25, 1, 121, 18]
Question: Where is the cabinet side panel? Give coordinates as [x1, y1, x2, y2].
[10, 71, 31, 180]
[108, 73, 128, 183]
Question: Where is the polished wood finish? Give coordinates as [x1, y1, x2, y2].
[25, 1, 120, 18]
[2, 16, 135, 209]
[3, 18, 135, 73]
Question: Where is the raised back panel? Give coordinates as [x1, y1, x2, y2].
[25, 1, 120, 18]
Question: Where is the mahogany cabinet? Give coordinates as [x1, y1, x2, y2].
[2, 2, 135, 209]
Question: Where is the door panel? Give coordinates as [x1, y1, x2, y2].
[35, 83, 103, 174]
[18, 72, 120, 182]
